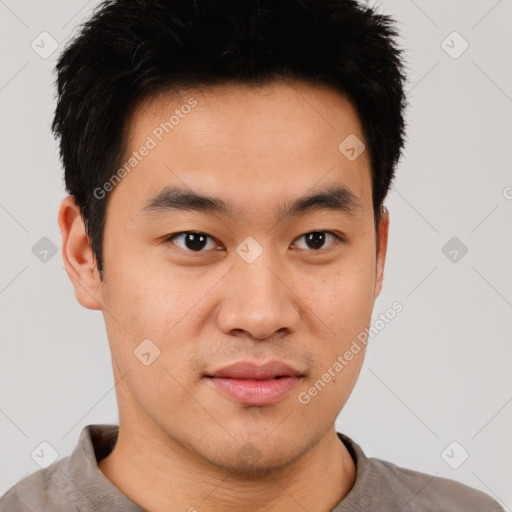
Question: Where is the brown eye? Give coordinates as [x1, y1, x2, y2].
[165, 232, 219, 252]
[293, 231, 342, 251]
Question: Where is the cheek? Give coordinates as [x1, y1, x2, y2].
[299, 247, 375, 391]
[295, 351, 364, 429]
[102, 233, 181, 335]
[308, 251, 376, 332]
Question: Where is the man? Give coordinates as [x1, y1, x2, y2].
[0, 0, 503, 510]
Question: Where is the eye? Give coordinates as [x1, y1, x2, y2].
[164, 232, 220, 252]
[163, 230, 343, 254]
[292, 231, 343, 252]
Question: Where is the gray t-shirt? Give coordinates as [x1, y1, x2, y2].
[0, 424, 504, 511]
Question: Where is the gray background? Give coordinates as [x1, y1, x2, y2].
[1, 0, 511, 508]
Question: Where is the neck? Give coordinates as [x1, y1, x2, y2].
[99, 419, 356, 512]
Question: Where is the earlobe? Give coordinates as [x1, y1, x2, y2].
[57, 195, 103, 310]
[374, 206, 389, 299]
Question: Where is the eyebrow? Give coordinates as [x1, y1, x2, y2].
[140, 184, 364, 221]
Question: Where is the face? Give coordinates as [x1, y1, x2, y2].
[62, 80, 388, 474]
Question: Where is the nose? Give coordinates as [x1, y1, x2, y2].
[216, 254, 300, 341]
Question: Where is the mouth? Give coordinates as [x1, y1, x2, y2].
[204, 360, 305, 406]
[205, 360, 305, 380]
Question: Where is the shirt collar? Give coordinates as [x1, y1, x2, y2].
[72, 424, 382, 511]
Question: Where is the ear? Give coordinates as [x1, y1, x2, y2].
[374, 206, 389, 299]
[57, 195, 103, 310]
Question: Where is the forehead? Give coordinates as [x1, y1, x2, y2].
[110, 80, 373, 221]
[128, 80, 365, 149]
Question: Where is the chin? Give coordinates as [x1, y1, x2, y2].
[201, 436, 309, 476]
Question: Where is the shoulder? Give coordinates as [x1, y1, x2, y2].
[0, 458, 70, 512]
[337, 433, 504, 512]
[369, 456, 505, 512]
[0, 424, 119, 512]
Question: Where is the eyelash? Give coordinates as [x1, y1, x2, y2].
[163, 230, 344, 254]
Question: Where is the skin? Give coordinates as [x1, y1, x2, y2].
[58, 79, 389, 512]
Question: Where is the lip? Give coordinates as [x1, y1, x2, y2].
[207, 360, 304, 379]
[205, 360, 305, 406]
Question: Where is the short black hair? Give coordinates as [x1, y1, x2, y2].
[52, 0, 407, 280]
